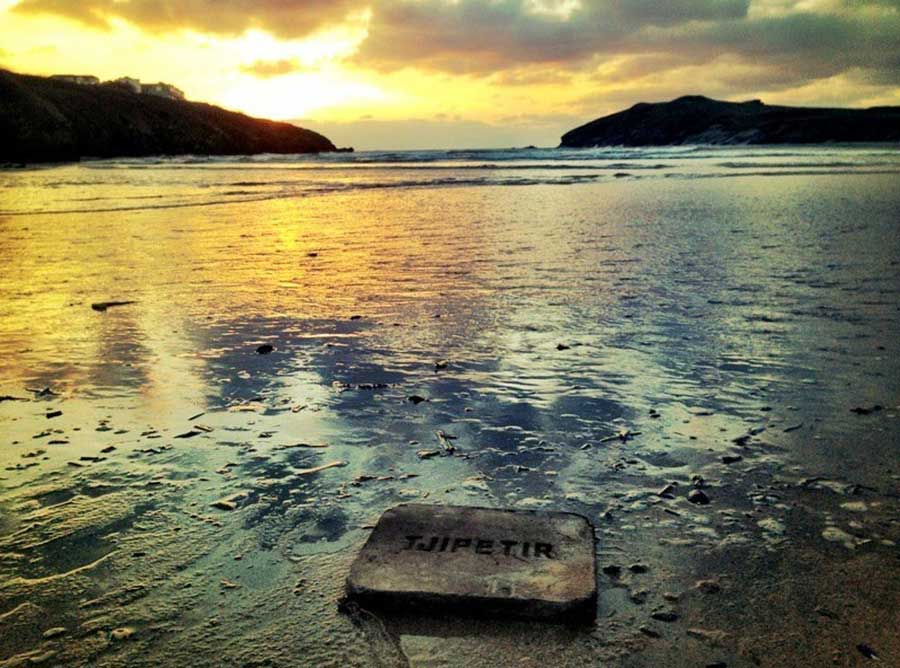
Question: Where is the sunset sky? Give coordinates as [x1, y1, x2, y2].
[1, 0, 899, 148]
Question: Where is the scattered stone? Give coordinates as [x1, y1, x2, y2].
[639, 626, 660, 638]
[407, 395, 427, 404]
[783, 422, 803, 433]
[0, 395, 28, 402]
[91, 301, 136, 312]
[349, 315, 362, 320]
[174, 430, 202, 438]
[687, 489, 710, 505]
[629, 563, 648, 573]
[857, 644, 878, 660]
[220, 579, 240, 589]
[696, 579, 721, 594]
[45, 410, 62, 419]
[434, 359, 449, 371]
[721, 455, 743, 464]
[650, 611, 679, 622]
[732, 434, 751, 446]
[556, 343, 571, 351]
[42, 627, 67, 639]
[822, 526, 861, 549]
[814, 605, 838, 619]
[687, 627, 729, 644]
[256, 344, 274, 355]
[602, 565, 622, 578]
[110, 627, 135, 640]
[630, 589, 649, 604]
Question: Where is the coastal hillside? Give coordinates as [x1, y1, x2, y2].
[0, 69, 337, 163]
[560, 95, 900, 147]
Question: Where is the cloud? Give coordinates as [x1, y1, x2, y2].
[10, 0, 900, 103]
[13, 0, 362, 38]
[353, 0, 754, 73]
[240, 58, 304, 78]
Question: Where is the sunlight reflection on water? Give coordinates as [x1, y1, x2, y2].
[1, 155, 899, 667]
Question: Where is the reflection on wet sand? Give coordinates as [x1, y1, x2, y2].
[1, 169, 899, 667]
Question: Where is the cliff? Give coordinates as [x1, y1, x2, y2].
[0, 69, 337, 163]
[560, 96, 900, 147]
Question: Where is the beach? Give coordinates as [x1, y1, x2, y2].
[1, 146, 899, 667]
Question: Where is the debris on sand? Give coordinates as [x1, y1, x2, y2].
[295, 460, 347, 475]
[556, 343, 571, 351]
[333, 381, 390, 391]
[45, 410, 62, 419]
[600, 428, 641, 443]
[256, 344, 275, 355]
[434, 359, 449, 372]
[407, 395, 428, 404]
[212, 492, 249, 511]
[417, 449, 441, 459]
[783, 422, 804, 433]
[721, 455, 743, 464]
[657, 483, 677, 498]
[850, 405, 883, 415]
[221, 579, 240, 589]
[26, 386, 58, 397]
[110, 627, 135, 640]
[0, 394, 28, 402]
[275, 442, 329, 450]
[91, 301, 137, 312]
[435, 430, 457, 453]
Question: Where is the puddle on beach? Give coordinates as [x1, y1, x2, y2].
[1, 165, 899, 667]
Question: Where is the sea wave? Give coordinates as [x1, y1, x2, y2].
[2, 145, 898, 216]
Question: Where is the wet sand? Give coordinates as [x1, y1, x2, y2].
[1, 158, 899, 667]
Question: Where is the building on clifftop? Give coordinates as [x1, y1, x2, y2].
[50, 74, 99, 85]
[142, 82, 185, 100]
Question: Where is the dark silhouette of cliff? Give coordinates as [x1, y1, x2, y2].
[0, 69, 337, 163]
[560, 96, 900, 147]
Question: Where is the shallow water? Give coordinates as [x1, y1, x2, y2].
[1, 146, 899, 667]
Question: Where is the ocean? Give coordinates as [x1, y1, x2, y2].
[1, 145, 899, 667]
